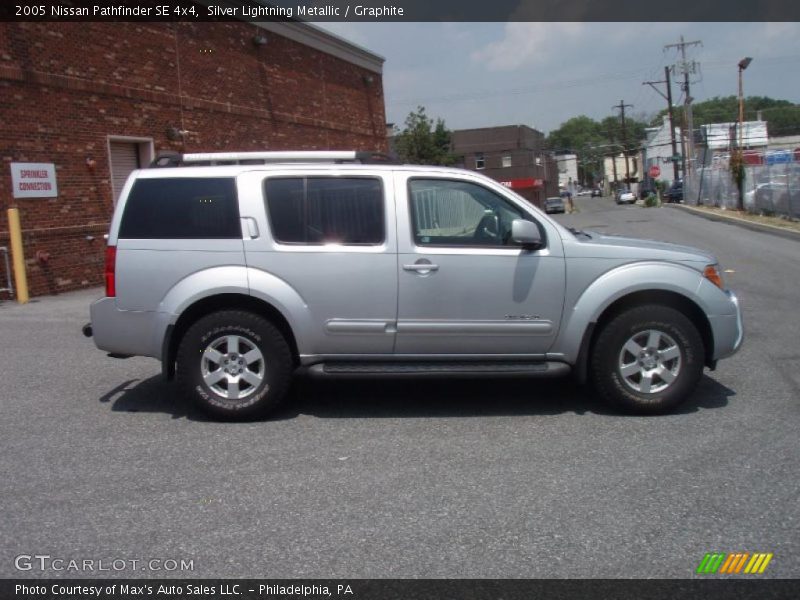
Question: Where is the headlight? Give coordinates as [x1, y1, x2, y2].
[703, 264, 725, 290]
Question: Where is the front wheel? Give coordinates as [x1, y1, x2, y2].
[590, 305, 704, 414]
[176, 311, 293, 420]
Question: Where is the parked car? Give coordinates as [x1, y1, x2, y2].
[744, 182, 770, 207]
[615, 188, 636, 204]
[84, 150, 742, 418]
[545, 196, 566, 214]
[753, 182, 795, 215]
[665, 180, 684, 203]
[591, 188, 602, 197]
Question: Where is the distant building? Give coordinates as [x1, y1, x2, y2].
[603, 153, 640, 189]
[768, 134, 800, 150]
[555, 153, 578, 191]
[696, 121, 768, 168]
[642, 116, 682, 187]
[450, 125, 558, 208]
[1, 20, 386, 297]
[702, 121, 768, 152]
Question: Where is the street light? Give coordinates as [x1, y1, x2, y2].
[736, 57, 753, 209]
[738, 57, 752, 149]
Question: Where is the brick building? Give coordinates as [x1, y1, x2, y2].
[0, 19, 386, 297]
[450, 125, 558, 208]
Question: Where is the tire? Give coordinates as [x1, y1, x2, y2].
[176, 310, 293, 420]
[590, 305, 704, 414]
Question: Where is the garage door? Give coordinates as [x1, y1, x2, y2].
[109, 142, 141, 204]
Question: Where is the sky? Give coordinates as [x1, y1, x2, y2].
[318, 22, 800, 135]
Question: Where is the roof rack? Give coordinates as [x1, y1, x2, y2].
[149, 151, 396, 168]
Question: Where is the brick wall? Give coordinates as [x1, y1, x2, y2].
[0, 21, 387, 297]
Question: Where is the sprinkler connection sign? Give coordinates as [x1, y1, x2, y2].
[10, 162, 58, 198]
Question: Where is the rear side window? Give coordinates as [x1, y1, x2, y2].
[119, 177, 240, 239]
[265, 177, 384, 245]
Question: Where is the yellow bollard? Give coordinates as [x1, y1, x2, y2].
[7, 208, 29, 304]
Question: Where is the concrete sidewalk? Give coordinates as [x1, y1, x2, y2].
[667, 204, 800, 242]
[0, 286, 102, 321]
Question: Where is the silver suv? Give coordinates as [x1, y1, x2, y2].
[85, 151, 743, 418]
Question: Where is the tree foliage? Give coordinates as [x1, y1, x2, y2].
[546, 116, 605, 154]
[652, 96, 800, 137]
[546, 114, 649, 184]
[394, 106, 455, 165]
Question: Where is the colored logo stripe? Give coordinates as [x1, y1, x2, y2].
[697, 552, 773, 574]
[697, 553, 726, 574]
[744, 553, 773, 574]
[719, 553, 749, 574]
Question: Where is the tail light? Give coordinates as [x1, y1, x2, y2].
[104, 245, 117, 297]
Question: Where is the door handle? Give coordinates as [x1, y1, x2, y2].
[241, 217, 259, 239]
[403, 263, 439, 272]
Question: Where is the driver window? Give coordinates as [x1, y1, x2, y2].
[408, 178, 528, 247]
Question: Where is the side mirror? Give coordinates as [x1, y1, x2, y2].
[511, 219, 543, 249]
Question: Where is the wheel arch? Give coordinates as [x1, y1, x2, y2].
[162, 293, 299, 380]
[575, 289, 714, 384]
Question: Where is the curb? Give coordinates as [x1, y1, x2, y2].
[667, 204, 800, 242]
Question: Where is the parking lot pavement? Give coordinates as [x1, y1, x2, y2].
[2, 204, 799, 579]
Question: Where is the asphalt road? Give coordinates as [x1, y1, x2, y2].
[1, 195, 798, 579]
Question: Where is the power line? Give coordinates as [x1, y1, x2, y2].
[665, 35, 702, 177]
[387, 66, 656, 107]
[612, 100, 634, 183]
[643, 67, 681, 180]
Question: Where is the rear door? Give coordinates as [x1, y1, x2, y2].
[237, 168, 397, 357]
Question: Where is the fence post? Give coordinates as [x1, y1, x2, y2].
[7, 208, 29, 304]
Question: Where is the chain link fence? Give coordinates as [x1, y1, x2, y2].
[684, 165, 739, 209]
[742, 160, 800, 218]
[684, 157, 800, 219]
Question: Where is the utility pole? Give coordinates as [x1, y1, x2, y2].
[643, 67, 680, 182]
[610, 151, 618, 186]
[612, 100, 633, 186]
[665, 67, 679, 182]
[665, 36, 701, 178]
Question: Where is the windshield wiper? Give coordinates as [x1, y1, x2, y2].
[568, 227, 592, 239]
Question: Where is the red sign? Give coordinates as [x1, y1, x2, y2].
[743, 151, 763, 165]
[648, 165, 661, 178]
[499, 178, 543, 190]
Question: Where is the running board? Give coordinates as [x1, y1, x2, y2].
[303, 361, 571, 379]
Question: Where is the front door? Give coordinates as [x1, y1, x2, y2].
[394, 174, 565, 357]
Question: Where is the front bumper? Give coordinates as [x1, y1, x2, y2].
[709, 290, 744, 361]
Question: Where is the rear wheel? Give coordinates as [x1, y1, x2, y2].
[590, 305, 704, 414]
[176, 310, 293, 420]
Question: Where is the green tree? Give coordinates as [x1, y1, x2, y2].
[651, 95, 800, 136]
[547, 116, 605, 184]
[547, 114, 649, 185]
[547, 116, 604, 154]
[394, 106, 455, 165]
